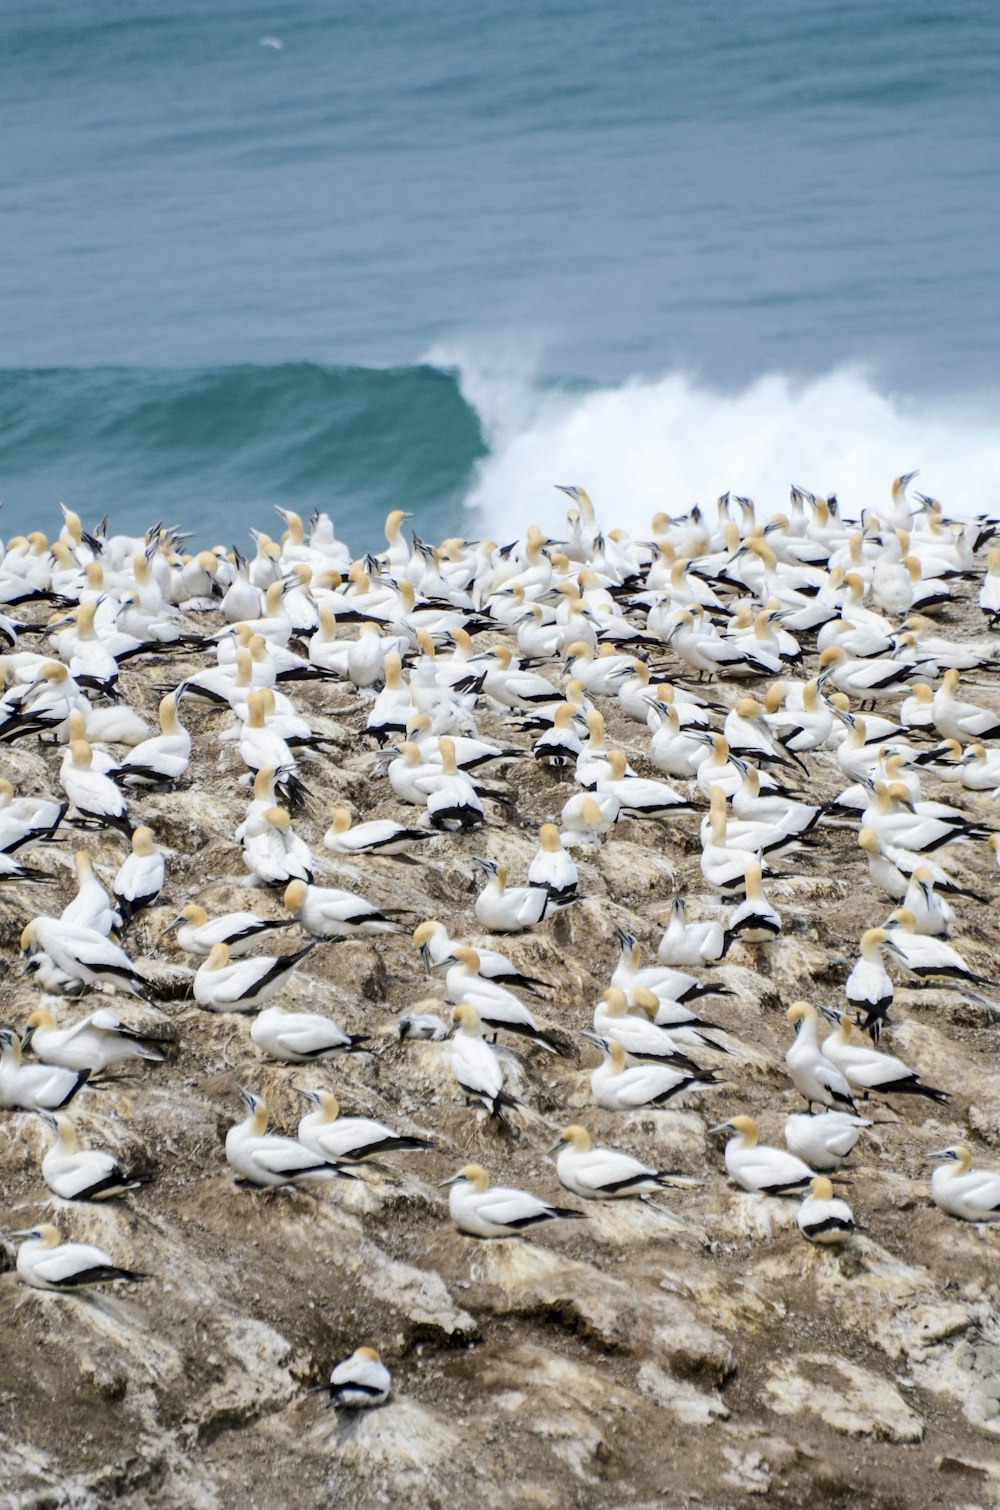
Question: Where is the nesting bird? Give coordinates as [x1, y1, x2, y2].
[441, 1163, 584, 1238]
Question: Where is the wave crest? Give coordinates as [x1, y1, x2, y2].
[439, 353, 1000, 536]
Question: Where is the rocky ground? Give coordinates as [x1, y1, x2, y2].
[2, 585, 1000, 1509]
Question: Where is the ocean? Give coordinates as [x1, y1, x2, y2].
[2, 0, 999, 549]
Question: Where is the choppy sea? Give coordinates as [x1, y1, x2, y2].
[2, 0, 999, 547]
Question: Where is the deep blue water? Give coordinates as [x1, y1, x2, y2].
[1, 1, 998, 545]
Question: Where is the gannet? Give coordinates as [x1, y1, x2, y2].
[797, 1177, 856, 1244]
[237, 687, 300, 782]
[900, 864, 955, 936]
[250, 1005, 367, 1061]
[845, 927, 894, 1041]
[0, 781, 66, 849]
[928, 1145, 1000, 1221]
[115, 694, 191, 787]
[39, 1112, 151, 1201]
[656, 897, 726, 966]
[861, 780, 989, 853]
[59, 739, 131, 837]
[170, 902, 292, 956]
[646, 702, 706, 778]
[595, 749, 693, 818]
[784, 1111, 871, 1172]
[193, 940, 317, 1012]
[666, 607, 778, 678]
[610, 927, 729, 1005]
[23, 1007, 166, 1072]
[12, 1224, 148, 1290]
[593, 989, 702, 1072]
[727, 860, 781, 943]
[21, 917, 151, 998]
[297, 1089, 432, 1161]
[724, 696, 800, 771]
[449, 1003, 517, 1118]
[425, 736, 487, 831]
[979, 547, 1000, 620]
[473, 858, 548, 932]
[931, 667, 1000, 742]
[819, 1010, 949, 1101]
[762, 678, 832, 752]
[551, 1124, 690, 1200]
[883, 908, 986, 984]
[112, 826, 165, 924]
[283, 878, 401, 938]
[225, 1088, 350, 1187]
[816, 645, 915, 700]
[532, 703, 584, 767]
[527, 823, 578, 907]
[441, 1163, 584, 1238]
[312, 1347, 391, 1408]
[712, 1116, 816, 1194]
[785, 1002, 857, 1111]
[630, 986, 727, 1054]
[588, 1036, 715, 1111]
[858, 827, 983, 903]
[323, 806, 431, 858]
[443, 946, 562, 1051]
[730, 764, 822, 837]
[413, 920, 545, 993]
[0, 1028, 90, 1111]
[240, 805, 313, 886]
[560, 790, 619, 845]
[699, 791, 758, 896]
[61, 850, 120, 935]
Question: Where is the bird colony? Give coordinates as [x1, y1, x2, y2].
[2, 482, 1000, 1506]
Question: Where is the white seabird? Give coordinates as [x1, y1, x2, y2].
[297, 1089, 433, 1161]
[21, 917, 151, 999]
[193, 940, 317, 1012]
[114, 693, 191, 787]
[588, 1036, 716, 1111]
[441, 1163, 584, 1238]
[443, 946, 562, 1051]
[819, 1009, 949, 1103]
[311, 1347, 391, 1409]
[323, 806, 431, 858]
[473, 858, 548, 932]
[113, 826, 166, 924]
[797, 1176, 856, 1245]
[0, 1027, 90, 1111]
[785, 1001, 857, 1113]
[712, 1116, 816, 1195]
[59, 738, 131, 837]
[397, 1008, 448, 1042]
[250, 1005, 368, 1061]
[928, 1145, 1000, 1222]
[11, 1223, 148, 1290]
[449, 1003, 517, 1119]
[23, 1006, 167, 1072]
[170, 901, 293, 957]
[39, 1112, 152, 1201]
[61, 849, 121, 936]
[551, 1124, 692, 1200]
[527, 822, 579, 907]
[784, 1111, 871, 1173]
[283, 878, 402, 938]
[225, 1088, 351, 1188]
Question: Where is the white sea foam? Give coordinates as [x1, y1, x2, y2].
[432, 348, 1000, 540]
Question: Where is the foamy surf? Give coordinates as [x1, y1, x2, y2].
[437, 351, 1000, 541]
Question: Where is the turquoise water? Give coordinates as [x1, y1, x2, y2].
[2, 1, 999, 544]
